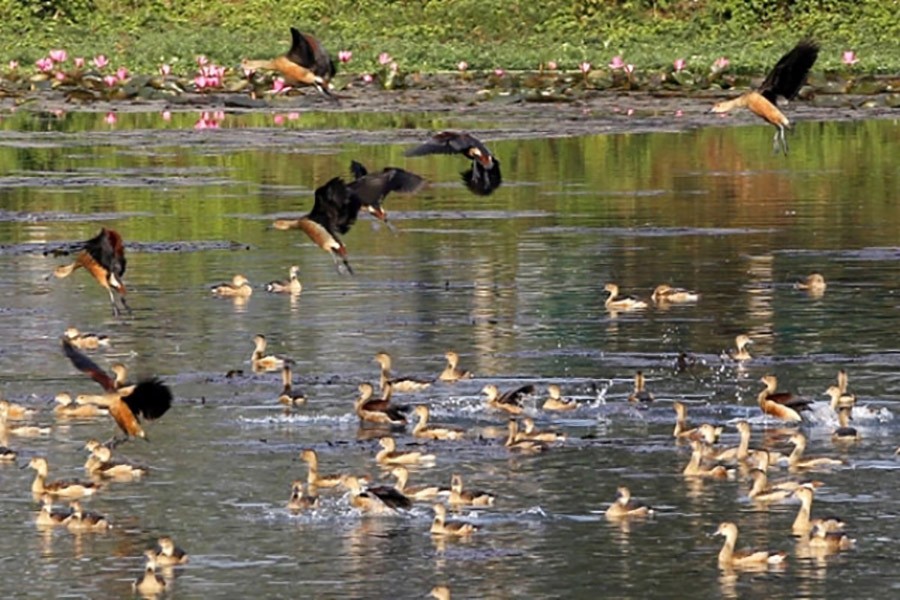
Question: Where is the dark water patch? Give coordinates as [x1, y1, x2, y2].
[0, 173, 237, 189]
[775, 247, 900, 261]
[1, 239, 253, 256]
[0, 209, 149, 224]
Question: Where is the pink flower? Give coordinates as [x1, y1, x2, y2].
[626, 108, 634, 116]
[493, 68, 505, 78]
[673, 58, 686, 72]
[74, 57, 85, 68]
[624, 64, 635, 75]
[52, 109, 65, 118]
[547, 60, 558, 71]
[194, 75, 209, 89]
[271, 77, 291, 94]
[196, 55, 209, 67]
[378, 52, 392, 65]
[55, 71, 66, 81]
[104, 112, 117, 125]
[675, 109, 683, 117]
[287, 112, 300, 120]
[842, 50, 858, 66]
[213, 110, 225, 121]
[273, 114, 285, 125]
[92, 55, 108, 69]
[713, 57, 730, 71]
[194, 112, 220, 130]
[389, 61, 399, 74]
[103, 75, 118, 87]
[49, 49, 67, 63]
[161, 110, 172, 121]
[579, 61, 591, 74]
[362, 73, 373, 84]
[338, 50, 352, 63]
[8, 60, 18, 70]
[159, 64, 171, 76]
[35, 57, 54, 73]
[116, 67, 129, 82]
[457, 61, 468, 72]
[608, 56, 625, 70]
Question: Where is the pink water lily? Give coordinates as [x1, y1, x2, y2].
[159, 64, 171, 76]
[161, 110, 172, 121]
[196, 55, 209, 67]
[287, 112, 300, 121]
[8, 60, 18, 70]
[457, 61, 468, 72]
[104, 112, 117, 125]
[378, 52, 392, 66]
[49, 49, 67, 63]
[35, 57, 54, 72]
[273, 114, 285, 125]
[194, 75, 209, 89]
[338, 50, 352, 63]
[579, 61, 591, 74]
[713, 56, 730, 71]
[103, 75, 118, 87]
[624, 64, 635, 74]
[213, 110, 225, 121]
[74, 57, 85, 69]
[271, 77, 291, 94]
[547, 60, 558, 71]
[493, 68, 505, 78]
[361, 73, 373, 84]
[194, 111, 220, 130]
[92, 55, 108, 69]
[673, 58, 686, 72]
[842, 50, 858, 66]
[116, 67, 129, 82]
[609, 56, 625, 70]
[54, 71, 66, 81]
[675, 109, 683, 117]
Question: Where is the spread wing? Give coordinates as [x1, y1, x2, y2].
[84, 228, 126, 280]
[499, 384, 535, 406]
[62, 338, 116, 392]
[308, 177, 361, 235]
[405, 132, 487, 158]
[349, 160, 368, 180]
[759, 40, 819, 103]
[348, 168, 426, 206]
[461, 160, 502, 196]
[122, 378, 173, 421]
[286, 27, 335, 79]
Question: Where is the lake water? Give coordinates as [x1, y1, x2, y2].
[0, 111, 898, 599]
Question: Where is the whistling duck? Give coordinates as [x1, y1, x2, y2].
[405, 131, 502, 196]
[390, 466, 444, 502]
[266, 265, 302, 294]
[682, 440, 731, 478]
[242, 27, 337, 99]
[542, 384, 576, 411]
[714, 522, 787, 568]
[431, 586, 452, 600]
[516, 417, 565, 443]
[627, 371, 654, 403]
[0, 398, 35, 420]
[375, 436, 436, 466]
[824, 385, 855, 412]
[52, 228, 130, 316]
[133, 550, 167, 596]
[412, 405, 464, 441]
[85, 444, 148, 479]
[807, 523, 855, 552]
[70, 362, 133, 406]
[374, 352, 432, 394]
[349, 160, 426, 223]
[831, 406, 859, 441]
[0, 403, 50, 436]
[341, 475, 412, 514]
[605, 486, 652, 518]
[448, 473, 495, 507]
[271, 177, 362, 274]
[64, 326, 110, 350]
[747, 469, 794, 503]
[355, 383, 407, 426]
[361, 383, 410, 418]
[66, 500, 110, 532]
[672, 402, 695, 438]
[787, 432, 843, 470]
[651, 284, 699, 304]
[299, 449, 343, 488]
[153, 536, 189, 566]
[62, 338, 172, 442]
[431, 503, 477, 537]
[751, 450, 819, 491]
[709, 421, 752, 462]
[794, 273, 826, 295]
[483, 384, 533, 415]
[211, 274, 253, 297]
[792, 485, 845, 536]
[54, 393, 107, 419]
[0, 446, 17, 461]
[757, 375, 810, 423]
[439, 351, 472, 383]
[729, 335, 753, 361]
[709, 39, 819, 155]
[251, 334, 289, 372]
[504, 419, 545, 453]
[278, 365, 306, 407]
[29, 457, 101, 498]
[603, 283, 647, 311]
[35, 494, 73, 527]
[287, 480, 320, 512]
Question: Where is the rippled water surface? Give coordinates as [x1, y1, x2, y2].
[0, 111, 898, 599]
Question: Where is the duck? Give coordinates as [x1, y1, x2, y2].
[375, 436, 436, 466]
[390, 467, 444, 502]
[504, 419, 545, 453]
[447, 473, 495, 507]
[651, 284, 699, 304]
[516, 417, 565, 443]
[266, 265, 302, 294]
[63, 327, 110, 350]
[746, 469, 794, 503]
[374, 352, 432, 393]
[51, 228, 131, 316]
[824, 384, 856, 412]
[751, 450, 820, 491]
[0, 398, 35, 420]
[404, 131, 502, 197]
[672, 402, 697, 438]
[241, 27, 337, 100]
[807, 522, 855, 552]
[251, 335, 289, 372]
[211, 274, 253, 297]
[54, 393, 107, 418]
[482, 384, 534, 415]
[792, 485, 845, 535]
[66, 500, 111, 532]
[430, 586, 452, 600]
[85, 444, 149, 479]
[29, 457, 102, 498]
[355, 383, 407, 426]
[438, 351, 472, 382]
[152, 536, 189, 566]
[709, 421, 752, 463]
[348, 160, 427, 223]
[714, 522, 787, 568]
[627, 371, 654, 403]
[0, 402, 51, 436]
[278, 365, 306, 407]
[605, 486, 653, 518]
[299, 449, 344, 489]
[542, 384, 576, 411]
[786, 432, 843, 470]
[729, 334, 753, 362]
[341, 475, 412, 514]
[757, 375, 810, 423]
[0, 446, 17, 462]
[412, 405, 464, 441]
[287, 479, 320, 512]
[430, 503, 477, 537]
[682, 440, 731, 478]
[831, 406, 859, 442]
[794, 273, 826, 294]
[603, 283, 647, 311]
[35, 494, 73, 527]
[133, 550, 167, 596]
[75, 363, 132, 407]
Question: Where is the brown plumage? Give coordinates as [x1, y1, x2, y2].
[405, 131, 502, 196]
[482, 384, 534, 415]
[348, 160, 426, 223]
[52, 228, 130, 316]
[627, 371, 654, 403]
[757, 375, 811, 423]
[242, 27, 337, 100]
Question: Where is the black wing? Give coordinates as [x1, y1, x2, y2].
[286, 27, 317, 69]
[461, 160, 502, 196]
[308, 177, 362, 235]
[84, 228, 126, 280]
[122, 378, 173, 421]
[759, 40, 819, 103]
[349, 160, 368, 180]
[500, 384, 535, 406]
[348, 168, 426, 206]
[405, 132, 489, 158]
[62, 338, 116, 392]
[367, 486, 413, 510]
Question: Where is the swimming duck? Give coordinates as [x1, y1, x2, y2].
[751, 451, 821, 491]
[831, 406, 859, 442]
[133, 550, 167, 597]
[794, 273, 826, 294]
[278, 365, 306, 407]
[709, 421, 752, 463]
[807, 522, 855, 552]
[682, 440, 731, 478]
[0, 446, 17, 462]
[757, 375, 810, 423]
[66, 500, 111, 532]
[375, 436, 436, 466]
[792, 485, 845, 536]
[787, 432, 843, 470]
[438, 351, 472, 382]
[824, 385, 856, 412]
[430, 503, 477, 537]
[251, 335, 290, 372]
[714, 522, 786, 568]
[54, 393, 107, 418]
[516, 417, 565, 443]
[627, 371, 654, 403]
[651, 284, 699, 304]
[0, 398, 35, 420]
[746, 469, 794, 503]
[287, 480, 320, 512]
[542, 384, 576, 411]
[153, 536, 189, 566]
[412, 405, 464, 441]
[299, 449, 344, 489]
[266, 265, 302, 294]
[64, 327, 110, 350]
[448, 473, 495, 507]
[85, 444, 149, 479]
[605, 486, 653, 518]
[0, 404, 51, 437]
[35, 494, 73, 527]
[504, 419, 545, 453]
[29, 457, 101, 498]
[390, 467, 444, 502]
[604, 283, 648, 311]
[482, 384, 534, 415]
[355, 383, 407, 426]
[374, 352, 432, 393]
[211, 274, 253, 297]
[430, 586, 452, 600]
[729, 335, 753, 362]
[672, 402, 696, 438]
[341, 475, 412, 514]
